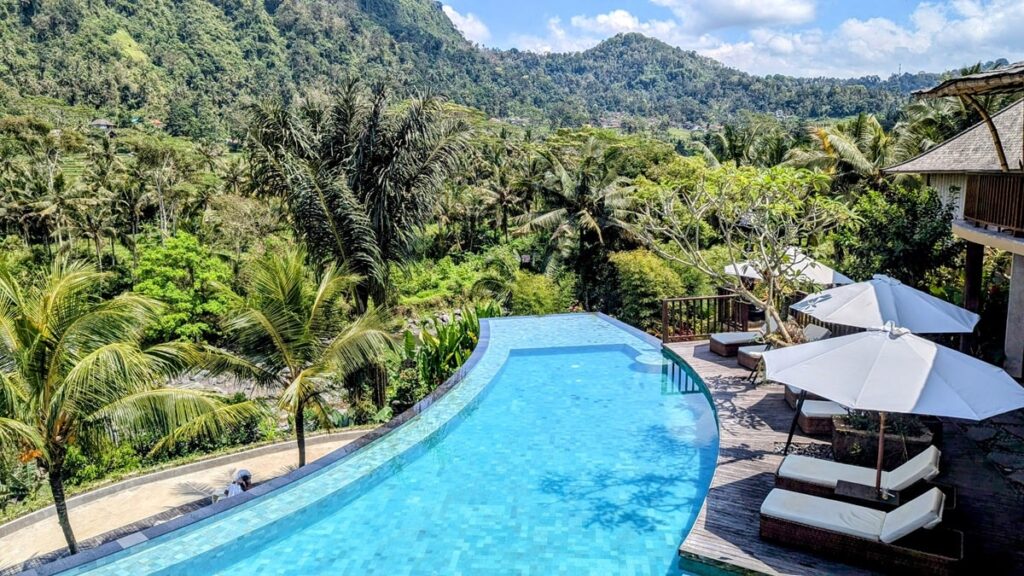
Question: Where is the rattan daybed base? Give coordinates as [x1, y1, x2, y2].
[759, 513, 963, 576]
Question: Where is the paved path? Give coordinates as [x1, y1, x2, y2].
[0, 431, 370, 572]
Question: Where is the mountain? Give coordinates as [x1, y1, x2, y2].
[0, 0, 939, 138]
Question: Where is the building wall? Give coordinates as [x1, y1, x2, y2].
[925, 173, 967, 219]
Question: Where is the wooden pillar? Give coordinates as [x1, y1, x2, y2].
[961, 241, 984, 352]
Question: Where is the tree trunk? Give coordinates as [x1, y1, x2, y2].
[295, 403, 306, 467]
[46, 462, 78, 554]
[94, 237, 103, 271]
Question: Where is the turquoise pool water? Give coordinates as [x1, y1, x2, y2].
[60, 315, 719, 576]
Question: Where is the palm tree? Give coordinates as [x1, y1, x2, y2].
[0, 260, 260, 554]
[116, 161, 155, 268]
[518, 138, 632, 308]
[785, 113, 897, 189]
[246, 81, 471, 306]
[474, 133, 527, 243]
[70, 192, 116, 269]
[217, 248, 395, 467]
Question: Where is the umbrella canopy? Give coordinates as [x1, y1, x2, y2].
[791, 274, 979, 334]
[723, 247, 853, 286]
[763, 324, 1024, 420]
[764, 324, 1024, 492]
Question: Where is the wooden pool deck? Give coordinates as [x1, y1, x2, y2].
[665, 340, 1024, 576]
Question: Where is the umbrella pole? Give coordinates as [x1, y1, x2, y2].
[784, 390, 807, 455]
[875, 412, 886, 494]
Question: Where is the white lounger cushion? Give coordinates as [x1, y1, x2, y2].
[738, 344, 769, 358]
[879, 488, 945, 543]
[761, 487, 946, 544]
[885, 446, 942, 491]
[802, 324, 831, 342]
[711, 331, 761, 345]
[778, 455, 877, 489]
[778, 445, 941, 491]
[800, 400, 848, 419]
[761, 489, 885, 540]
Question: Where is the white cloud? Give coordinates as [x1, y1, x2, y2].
[506, 1, 1024, 78]
[442, 5, 491, 44]
[512, 17, 601, 53]
[569, 9, 678, 38]
[707, 0, 1024, 76]
[651, 0, 816, 31]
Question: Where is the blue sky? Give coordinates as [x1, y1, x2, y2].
[441, 1, 1024, 78]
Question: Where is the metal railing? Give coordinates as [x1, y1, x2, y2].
[660, 292, 750, 343]
[964, 174, 1024, 234]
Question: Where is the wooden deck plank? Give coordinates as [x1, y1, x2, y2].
[667, 340, 1024, 576]
[667, 340, 872, 576]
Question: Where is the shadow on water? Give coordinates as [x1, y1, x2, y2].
[537, 425, 714, 575]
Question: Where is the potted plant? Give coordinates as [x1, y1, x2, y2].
[831, 411, 939, 469]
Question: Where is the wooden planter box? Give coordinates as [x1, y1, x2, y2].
[831, 417, 936, 469]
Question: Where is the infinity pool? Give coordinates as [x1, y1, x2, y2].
[59, 314, 719, 575]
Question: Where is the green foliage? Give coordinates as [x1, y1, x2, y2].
[0, 259, 262, 552]
[246, 84, 470, 304]
[394, 256, 487, 311]
[63, 443, 141, 487]
[609, 250, 685, 332]
[133, 231, 232, 342]
[0, 452, 41, 509]
[408, 303, 499, 388]
[835, 186, 959, 288]
[509, 273, 561, 316]
[0, 0, 924, 137]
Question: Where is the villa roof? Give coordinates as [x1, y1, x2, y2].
[89, 118, 114, 127]
[916, 61, 1024, 98]
[884, 99, 1024, 174]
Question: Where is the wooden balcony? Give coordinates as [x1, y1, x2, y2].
[964, 174, 1024, 235]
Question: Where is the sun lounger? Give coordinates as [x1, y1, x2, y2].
[797, 400, 847, 435]
[710, 330, 762, 357]
[775, 446, 941, 498]
[737, 343, 767, 370]
[741, 324, 831, 376]
[784, 384, 825, 409]
[760, 487, 962, 575]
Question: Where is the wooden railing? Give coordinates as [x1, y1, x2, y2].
[789, 310, 862, 338]
[964, 174, 1024, 234]
[661, 293, 749, 343]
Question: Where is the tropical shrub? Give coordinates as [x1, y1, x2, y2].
[835, 186, 959, 288]
[509, 273, 561, 316]
[609, 249, 685, 332]
[133, 231, 232, 342]
[409, 303, 500, 388]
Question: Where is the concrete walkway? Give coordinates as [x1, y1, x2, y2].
[0, 430, 370, 572]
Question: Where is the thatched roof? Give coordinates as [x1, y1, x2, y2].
[916, 61, 1024, 98]
[885, 99, 1024, 174]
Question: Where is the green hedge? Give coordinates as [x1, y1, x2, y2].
[609, 249, 685, 332]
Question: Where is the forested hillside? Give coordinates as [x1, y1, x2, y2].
[0, 0, 939, 138]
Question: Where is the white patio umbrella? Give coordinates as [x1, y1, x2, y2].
[763, 323, 1024, 492]
[723, 247, 853, 286]
[791, 274, 979, 334]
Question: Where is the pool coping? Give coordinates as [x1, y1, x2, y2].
[23, 313, 686, 576]
[24, 320, 494, 576]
